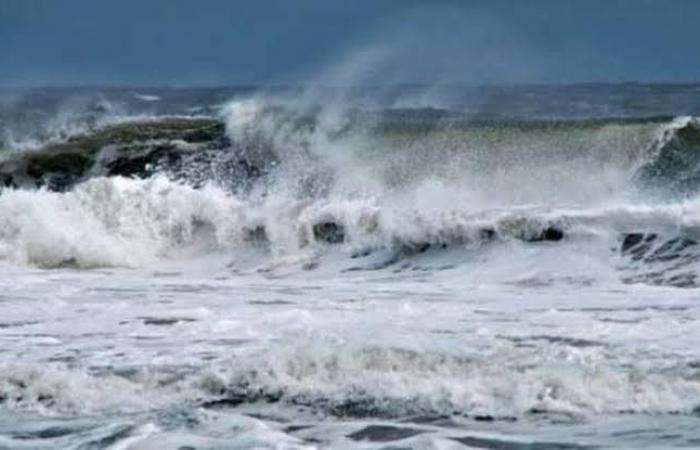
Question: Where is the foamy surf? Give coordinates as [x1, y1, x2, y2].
[2, 85, 700, 448]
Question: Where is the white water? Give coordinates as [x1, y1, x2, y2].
[0, 173, 699, 448]
[1, 245, 700, 448]
[1, 101, 700, 448]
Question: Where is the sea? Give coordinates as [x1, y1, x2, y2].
[1, 83, 700, 449]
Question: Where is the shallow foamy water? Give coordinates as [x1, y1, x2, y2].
[1, 241, 699, 449]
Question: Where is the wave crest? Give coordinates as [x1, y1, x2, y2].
[0, 177, 243, 268]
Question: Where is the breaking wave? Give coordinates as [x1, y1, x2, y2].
[0, 95, 700, 287]
[2, 340, 700, 420]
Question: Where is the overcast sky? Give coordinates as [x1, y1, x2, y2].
[1, 0, 699, 87]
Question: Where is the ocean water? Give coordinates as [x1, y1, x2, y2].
[1, 85, 700, 449]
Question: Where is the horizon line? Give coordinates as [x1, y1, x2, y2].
[2, 80, 700, 91]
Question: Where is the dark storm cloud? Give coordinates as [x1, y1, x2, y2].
[0, 0, 699, 86]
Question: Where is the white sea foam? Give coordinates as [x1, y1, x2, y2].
[0, 177, 244, 267]
[1, 172, 700, 270]
[133, 93, 161, 102]
[2, 335, 700, 419]
[203, 341, 700, 417]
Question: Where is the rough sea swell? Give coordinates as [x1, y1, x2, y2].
[2, 97, 700, 280]
[2, 86, 700, 449]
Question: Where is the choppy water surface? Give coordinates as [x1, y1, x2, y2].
[1, 85, 700, 449]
